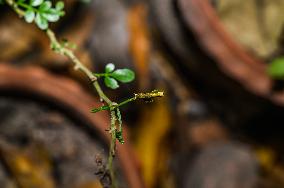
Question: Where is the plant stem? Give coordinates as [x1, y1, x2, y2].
[46, 29, 113, 105]
[117, 97, 136, 107]
[91, 97, 136, 113]
[5, 0, 25, 16]
[17, 1, 35, 11]
[92, 90, 165, 113]
[5, 0, 118, 186]
[46, 27, 117, 187]
[94, 73, 109, 77]
[109, 110, 117, 188]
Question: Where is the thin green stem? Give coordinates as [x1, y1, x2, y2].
[93, 81, 112, 105]
[5, 0, 25, 16]
[91, 96, 136, 113]
[46, 14, 117, 182]
[117, 97, 136, 107]
[109, 110, 117, 188]
[46, 30, 96, 80]
[17, 1, 34, 10]
[93, 73, 109, 77]
[91, 90, 165, 113]
[45, 29, 113, 105]
[5, 1, 118, 187]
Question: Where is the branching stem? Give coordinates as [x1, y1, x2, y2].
[91, 90, 165, 113]
[4, 1, 164, 187]
[46, 29, 113, 105]
[5, 0, 118, 186]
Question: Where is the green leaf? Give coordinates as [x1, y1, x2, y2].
[105, 63, 115, 73]
[24, 10, 35, 23]
[268, 57, 284, 79]
[42, 12, 59, 22]
[58, 10, 65, 16]
[30, 0, 43, 7]
[39, 1, 51, 11]
[104, 77, 119, 89]
[111, 69, 135, 83]
[35, 13, 48, 30]
[56, 1, 64, 10]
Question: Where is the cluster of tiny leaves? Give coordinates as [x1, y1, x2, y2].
[97, 63, 135, 89]
[18, 0, 65, 30]
[268, 57, 284, 79]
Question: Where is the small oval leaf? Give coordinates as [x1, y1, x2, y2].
[39, 1, 51, 11]
[104, 77, 119, 89]
[35, 13, 48, 30]
[56, 1, 64, 10]
[31, 0, 43, 7]
[105, 63, 115, 73]
[111, 69, 135, 83]
[42, 12, 59, 22]
[24, 10, 35, 23]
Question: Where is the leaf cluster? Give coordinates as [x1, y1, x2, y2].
[96, 63, 135, 89]
[20, 0, 65, 30]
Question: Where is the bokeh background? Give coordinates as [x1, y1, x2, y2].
[1, 0, 284, 188]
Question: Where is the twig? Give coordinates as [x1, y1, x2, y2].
[109, 110, 117, 188]
[5, 0, 117, 186]
[91, 90, 165, 113]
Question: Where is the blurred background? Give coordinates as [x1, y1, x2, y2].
[1, 0, 284, 187]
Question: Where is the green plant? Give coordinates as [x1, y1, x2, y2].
[1, 0, 164, 187]
[94, 63, 135, 89]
